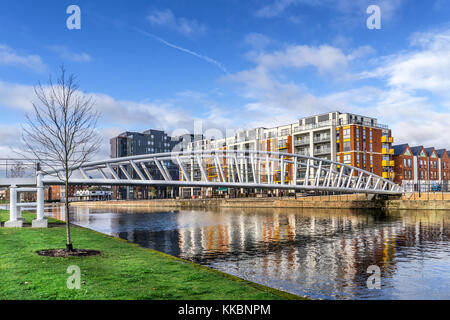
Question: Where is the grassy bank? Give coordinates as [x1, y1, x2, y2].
[0, 210, 302, 300]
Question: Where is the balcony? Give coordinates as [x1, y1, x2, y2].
[297, 149, 310, 156]
[294, 139, 309, 147]
[381, 136, 394, 143]
[313, 135, 331, 143]
[314, 147, 331, 156]
[382, 148, 394, 155]
[382, 172, 395, 179]
[277, 142, 289, 150]
[382, 160, 395, 167]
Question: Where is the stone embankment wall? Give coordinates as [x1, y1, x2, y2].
[71, 193, 450, 210]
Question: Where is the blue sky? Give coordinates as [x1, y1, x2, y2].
[1, 0, 450, 157]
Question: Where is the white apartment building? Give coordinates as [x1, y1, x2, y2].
[187, 111, 388, 163]
[180, 111, 392, 198]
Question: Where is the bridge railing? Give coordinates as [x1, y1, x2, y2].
[41, 150, 402, 194]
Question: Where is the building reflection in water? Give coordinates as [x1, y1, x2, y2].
[54, 205, 449, 300]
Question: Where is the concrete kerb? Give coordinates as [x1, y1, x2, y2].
[32, 218, 48, 228]
[4, 220, 23, 228]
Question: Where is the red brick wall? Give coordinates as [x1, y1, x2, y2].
[441, 151, 450, 181]
[393, 148, 414, 184]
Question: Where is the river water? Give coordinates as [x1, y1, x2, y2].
[46, 205, 449, 300]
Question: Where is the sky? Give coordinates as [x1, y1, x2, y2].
[0, 0, 450, 159]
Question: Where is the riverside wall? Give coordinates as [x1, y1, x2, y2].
[71, 193, 450, 211]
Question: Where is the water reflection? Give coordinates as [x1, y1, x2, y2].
[49, 206, 449, 300]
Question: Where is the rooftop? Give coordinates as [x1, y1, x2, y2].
[424, 147, 435, 156]
[410, 146, 424, 156]
[435, 149, 447, 158]
[393, 144, 409, 156]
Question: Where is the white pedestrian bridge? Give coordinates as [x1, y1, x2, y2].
[0, 150, 403, 228]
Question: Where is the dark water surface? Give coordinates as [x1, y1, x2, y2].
[48, 206, 449, 300]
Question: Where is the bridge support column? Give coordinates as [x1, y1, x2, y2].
[5, 185, 23, 228]
[32, 173, 47, 228]
[16, 207, 26, 223]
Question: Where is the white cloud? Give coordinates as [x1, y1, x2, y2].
[147, 9, 206, 36]
[244, 33, 273, 50]
[224, 64, 329, 128]
[254, 45, 349, 73]
[386, 30, 450, 94]
[360, 29, 450, 95]
[256, 0, 403, 22]
[0, 44, 46, 72]
[361, 89, 450, 149]
[222, 43, 369, 124]
[0, 124, 25, 157]
[0, 81, 35, 111]
[224, 28, 450, 149]
[256, 0, 298, 18]
[0, 80, 242, 159]
[47, 45, 92, 63]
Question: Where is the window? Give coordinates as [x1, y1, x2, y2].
[403, 159, 407, 167]
[343, 129, 350, 139]
[343, 154, 351, 164]
[343, 141, 351, 151]
[408, 159, 412, 167]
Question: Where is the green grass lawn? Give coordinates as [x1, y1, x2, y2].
[0, 210, 303, 300]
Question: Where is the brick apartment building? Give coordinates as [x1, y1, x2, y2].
[393, 144, 450, 191]
[436, 149, 450, 181]
[335, 121, 394, 179]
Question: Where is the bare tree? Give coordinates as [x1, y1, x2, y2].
[10, 161, 26, 178]
[22, 65, 101, 251]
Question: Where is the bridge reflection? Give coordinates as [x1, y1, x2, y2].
[52, 206, 449, 299]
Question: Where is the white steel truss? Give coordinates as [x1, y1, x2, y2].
[28, 150, 403, 195]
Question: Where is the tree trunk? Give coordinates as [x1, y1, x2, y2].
[65, 178, 73, 252]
